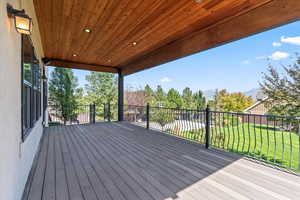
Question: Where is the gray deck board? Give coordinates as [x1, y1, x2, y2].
[26, 129, 49, 200]
[74, 126, 156, 200]
[23, 122, 300, 200]
[42, 127, 56, 200]
[58, 126, 84, 200]
[64, 125, 106, 200]
[54, 126, 69, 200]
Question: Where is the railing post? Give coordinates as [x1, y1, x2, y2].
[118, 69, 124, 121]
[146, 103, 150, 129]
[103, 104, 106, 121]
[205, 105, 211, 149]
[89, 104, 93, 123]
[108, 104, 111, 122]
[93, 104, 96, 123]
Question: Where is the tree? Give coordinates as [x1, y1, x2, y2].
[182, 87, 193, 109]
[207, 89, 253, 112]
[145, 84, 155, 104]
[193, 91, 206, 110]
[48, 68, 80, 123]
[85, 72, 118, 104]
[151, 109, 175, 131]
[167, 88, 183, 108]
[209, 89, 220, 110]
[217, 90, 254, 112]
[155, 85, 166, 106]
[85, 72, 118, 119]
[260, 57, 300, 117]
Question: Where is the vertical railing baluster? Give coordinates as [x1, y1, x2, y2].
[222, 112, 226, 150]
[289, 122, 293, 168]
[218, 112, 222, 148]
[259, 116, 263, 158]
[273, 119, 277, 164]
[200, 111, 204, 143]
[226, 113, 231, 150]
[266, 118, 270, 161]
[231, 113, 235, 151]
[281, 118, 285, 166]
[241, 114, 246, 153]
[236, 114, 240, 153]
[247, 114, 251, 154]
[253, 115, 257, 156]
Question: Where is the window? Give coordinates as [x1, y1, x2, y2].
[21, 35, 42, 141]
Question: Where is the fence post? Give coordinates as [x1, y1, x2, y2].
[146, 103, 150, 129]
[108, 104, 111, 122]
[205, 105, 211, 149]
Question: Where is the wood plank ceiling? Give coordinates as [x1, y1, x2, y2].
[33, 0, 300, 75]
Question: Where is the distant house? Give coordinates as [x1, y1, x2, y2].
[244, 97, 269, 115]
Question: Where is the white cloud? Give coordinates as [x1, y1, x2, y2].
[272, 42, 282, 47]
[242, 60, 250, 64]
[268, 51, 290, 60]
[160, 77, 172, 83]
[281, 36, 300, 46]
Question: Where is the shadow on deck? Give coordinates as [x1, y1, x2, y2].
[22, 122, 300, 200]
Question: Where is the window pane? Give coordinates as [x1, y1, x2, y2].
[23, 85, 28, 130]
[21, 35, 42, 139]
[26, 87, 31, 128]
[23, 63, 32, 84]
[33, 63, 41, 89]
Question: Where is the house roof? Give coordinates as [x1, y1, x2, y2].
[244, 97, 269, 112]
[33, 0, 300, 75]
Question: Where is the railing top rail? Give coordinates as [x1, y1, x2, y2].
[211, 110, 300, 120]
[124, 104, 299, 119]
[48, 104, 91, 106]
[124, 104, 205, 112]
[48, 103, 300, 120]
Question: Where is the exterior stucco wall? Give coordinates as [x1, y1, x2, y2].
[0, 0, 45, 200]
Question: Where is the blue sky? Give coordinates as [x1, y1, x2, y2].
[50, 21, 300, 93]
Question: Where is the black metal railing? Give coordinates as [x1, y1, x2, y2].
[48, 104, 96, 125]
[209, 111, 300, 171]
[123, 105, 147, 127]
[103, 103, 118, 121]
[49, 103, 300, 171]
[104, 104, 300, 171]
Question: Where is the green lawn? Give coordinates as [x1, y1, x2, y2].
[168, 123, 300, 171]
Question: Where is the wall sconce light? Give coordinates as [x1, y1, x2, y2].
[7, 4, 32, 35]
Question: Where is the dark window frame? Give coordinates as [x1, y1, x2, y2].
[21, 35, 42, 142]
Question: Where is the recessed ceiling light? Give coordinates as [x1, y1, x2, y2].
[72, 54, 77, 57]
[84, 28, 91, 33]
[107, 59, 111, 63]
[132, 42, 137, 46]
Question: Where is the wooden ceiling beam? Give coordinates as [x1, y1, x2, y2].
[122, 0, 300, 75]
[46, 59, 119, 73]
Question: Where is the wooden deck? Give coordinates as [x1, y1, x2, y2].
[22, 122, 300, 200]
